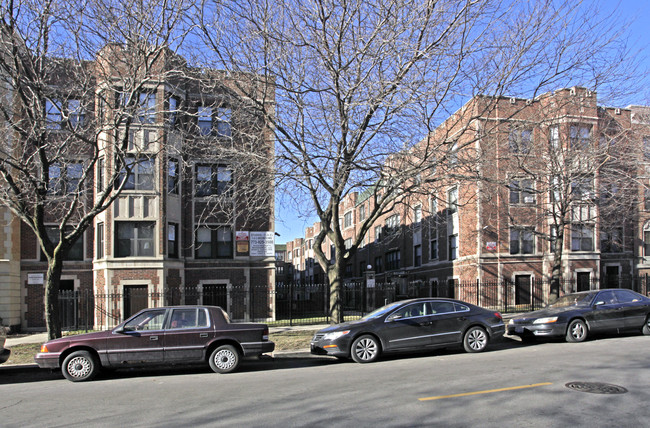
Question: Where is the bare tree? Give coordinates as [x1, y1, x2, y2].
[0, 0, 191, 339]
[195, 0, 635, 322]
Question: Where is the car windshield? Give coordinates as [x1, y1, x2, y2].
[549, 292, 597, 308]
[360, 302, 403, 320]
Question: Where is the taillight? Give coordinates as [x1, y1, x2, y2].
[40, 344, 49, 353]
[494, 312, 503, 320]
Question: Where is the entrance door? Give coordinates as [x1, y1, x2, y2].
[576, 272, 591, 292]
[107, 308, 166, 365]
[203, 284, 228, 310]
[124, 285, 148, 319]
[515, 275, 531, 306]
[59, 280, 76, 329]
[605, 266, 619, 288]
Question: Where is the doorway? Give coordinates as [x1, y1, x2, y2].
[202, 284, 228, 310]
[124, 285, 148, 319]
[605, 266, 620, 288]
[576, 272, 591, 292]
[515, 275, 531, 305]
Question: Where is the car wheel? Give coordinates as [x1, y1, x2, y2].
[209, 345, 240, 374]
[642, 316, 650, 336]
[463, 326, 489, 353]
[62, 350, 99, 382]
[350, 335, 380, 363]
[566, 319, 588, 342]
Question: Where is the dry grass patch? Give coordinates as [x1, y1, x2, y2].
[4, 343, 41, 365]
[270, 330, 317, 351]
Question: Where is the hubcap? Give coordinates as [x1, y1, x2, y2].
[355, 338, 377, 361]
[67, 356, 91, 378]
[468, 329, 487, 350]
[214, 349, 236, 370]
[571, 323, 584, 339]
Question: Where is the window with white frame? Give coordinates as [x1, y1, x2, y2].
[168, 223, 179, 258]
[510, 227, 534, 254]
[344, 238, 352, 250]
[509, 179, 535, 204]
[448, 234, 458, 260]
[344, 211, 353, 228]
[168, 158, 179, 194]
[195, 225, 233, 259]
[216, 107, 232, 137]
[118, 156, 155, 191]
[198, 106, 213, 136]
[448, 187, 458, 214]
[374, 225, 382, 242]
[644, 227, 650, 262]
[414, 205, 422, 225]
[570, 125, 591, 149]
[509, 128, 532, 154]
[571, 224, 594, 251]
[359, 204, 366, 221]
[386, 214, 400, 231]
[96, 223, 104, 259]
[115, 221, 155, 257]
[137, 92, 156, 124]
[195, 164, 232, 197]
[549, 126, 559, 149]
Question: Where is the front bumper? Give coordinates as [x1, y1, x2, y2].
[507, 322, 567, 338]
[34, 352, 61, 369]
[310, 336, 352, 358]
[0, 348, 10, 364]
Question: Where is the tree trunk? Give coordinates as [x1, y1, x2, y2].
[549, 233, 564, 303]
[45, 258, 64, 340]
[328, 255, 345, 324]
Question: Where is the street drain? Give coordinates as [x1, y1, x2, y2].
[565, 382, 628, 394]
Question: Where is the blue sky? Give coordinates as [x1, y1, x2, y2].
[273, 1, 650, 244]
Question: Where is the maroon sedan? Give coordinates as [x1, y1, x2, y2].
[35, 306, 274, 381]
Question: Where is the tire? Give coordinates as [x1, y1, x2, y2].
[62, 350, 99, 382]
[209, 345, 240, 374]
[566, 319, 588, 342]
[463, 326, 489, 353]
[350, 335, 380, 363]
[642, 316, 650, 336]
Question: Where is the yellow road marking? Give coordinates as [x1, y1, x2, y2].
[418, 382, 553, 401]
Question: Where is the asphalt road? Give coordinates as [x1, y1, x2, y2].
[1, 334, 648, 427]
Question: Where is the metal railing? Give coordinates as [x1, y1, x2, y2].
[56, 275, 649, 331]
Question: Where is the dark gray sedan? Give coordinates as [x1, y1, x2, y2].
[507, 288, 650, 342]
[311, 298, 505, 363]
[35, 305, 274, 381]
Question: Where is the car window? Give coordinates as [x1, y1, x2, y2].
[454, 303, 470, 312]
[389, 302, 427, 320]
[169, 308, 210, 329]
[595, 291, 617, 305]
[428, 301, 456, 314]
[124, 309, 166, 331]
[613, 290, 642, 303]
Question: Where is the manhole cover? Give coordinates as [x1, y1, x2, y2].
[565, 382, 628, 394]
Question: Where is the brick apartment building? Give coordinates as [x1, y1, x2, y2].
[0, 45, 276, 332]
[279, 87, 650, 304]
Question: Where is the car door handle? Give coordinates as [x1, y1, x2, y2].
[457, 317, 467, 321]
[150, 336, 158, 341]
[200, 333, 208, 338]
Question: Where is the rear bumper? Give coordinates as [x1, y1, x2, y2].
[34, 352, 61, 369]
[241, 341, 275, 356]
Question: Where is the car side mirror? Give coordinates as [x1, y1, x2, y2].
[594, 301, 605, 306]
[387, 314, 403, 321]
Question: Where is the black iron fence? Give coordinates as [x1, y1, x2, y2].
[58, 276, 650, 331]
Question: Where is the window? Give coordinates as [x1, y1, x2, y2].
[386, 214, 400, 231]
[97, 157, 105, 192]
[448, 187, 458, 214]
[168, 223, 178, 258]
[137, 92, 156, 124]
[168, 158, 179, 195]
[359, 204, 366, 221]
[119, 156, 154, 191]
[216, 107, 232, 137]
[386, 250, 400, 270]
[448, 141, 458, 166]
[67, 99, 84, 128]
[414, 205, 422, 225]
[374, 256, 383, 273]
[115, 222, 155, 257]
[170, 308, 209, 329]
[645, 229, 650, 261]
[344, 263, 352, 278]
[48, 161, 83, 195]
[195, 164, 232, 197]
[509, 128, 532, 154]
[168, 96, 180, 127]
[571, 177, 594, 200]
[600, 228, 622, 253]
[510, 228, 534, 254]
[570, 125, 591, 149]
[45, 99, 62, 129]
[195, 226, 233, 259]
[344, 211, 353, 228]
[430, 238, 438, 260]
[509, 179, 535, 204]
[550, 225, 557, 252]
[448, 234, 458, 260]
[344, 238, 352, 250]
[198, 106, 212, 136]
[41, 226, 83, 261]
[645, 188, 650, 211]
[571, 225, 594, 251]
[374, 225, 382, 242]
[124, 309, 166, 331]
[549, 126, 559, 149]
[96, 223, 104, 259]
[414, 244, 422, 267]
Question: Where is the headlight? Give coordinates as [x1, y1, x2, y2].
[508, 319, 514, 325]
[533, 317, 558, 324]
[322, 330, 350, 341]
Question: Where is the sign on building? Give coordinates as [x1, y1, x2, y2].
[250, 231, 275, 257]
